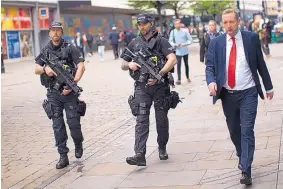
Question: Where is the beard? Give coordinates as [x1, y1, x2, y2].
[141, 29, 151, 36]
[52, 36, 60, 42]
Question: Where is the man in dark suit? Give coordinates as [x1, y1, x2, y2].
[205, 8, 274, 185]
[200, 20, 221, 63]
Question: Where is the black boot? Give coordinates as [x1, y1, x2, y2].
[126, 153, 146, 166]
[240, 172, 252, 185]
[159, 146, 168, 160]
[75, 143, 83, 159]
[56, 154, 69, 169]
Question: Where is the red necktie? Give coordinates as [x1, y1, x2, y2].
[228, 37, 236, 88]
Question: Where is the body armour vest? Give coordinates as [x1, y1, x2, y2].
[129, 33, 168, 82]
[40, 40, 76, 89]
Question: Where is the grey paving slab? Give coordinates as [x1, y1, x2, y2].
[119, 170, 206, 188]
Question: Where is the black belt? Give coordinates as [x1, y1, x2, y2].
[222, 86, 256, 94]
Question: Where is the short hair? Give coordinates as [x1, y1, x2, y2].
[208, 20, 216, 25]
[222, 8, 239, 20]
[173, 19, 181, 23]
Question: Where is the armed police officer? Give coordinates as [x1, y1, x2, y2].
[121, 14, 178, 166]
[34, 22, 86, 169]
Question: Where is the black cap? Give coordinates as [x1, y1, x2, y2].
[137, 14, 153, 24]
[49, 21, 63, 29]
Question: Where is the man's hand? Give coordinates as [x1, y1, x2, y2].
[208, 82, 217, 96]
[128, 62, 141, 71]
[61, 88, 72, 96]
[266, 91, 274, 100]
[45, 65, 57, 77]
[147, 79, 157, 86]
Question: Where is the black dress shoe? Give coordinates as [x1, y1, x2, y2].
[126, 153, 146, 166]
[75, 143, 83, 159]
[240, 172, 252, 185]
[56, 154, 69, 169]
[158, 146, 168, 160]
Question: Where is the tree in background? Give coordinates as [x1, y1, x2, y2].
[166, 1, 189, 19]
[127, 0, 169, 24]
[189, 0, 233, 20]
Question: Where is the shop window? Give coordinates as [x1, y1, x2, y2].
[6, 31, 21, 59]
[1, 7, 33, 30]
[19, 31, 33, 57]
[1, 7, 20, 30]
[19, 8, 33, 29]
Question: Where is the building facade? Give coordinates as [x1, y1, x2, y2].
[59, 1, 136, 40]
[1, 0, 138, 62]
[1, 0, 60, 62]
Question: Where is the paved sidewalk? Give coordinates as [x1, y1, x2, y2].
[1, 43, 283, 189]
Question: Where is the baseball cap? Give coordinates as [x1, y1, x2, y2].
[137, 14, 153, 24]
[49, 21, 63, 29]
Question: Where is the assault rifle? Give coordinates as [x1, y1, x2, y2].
[124, 47, 165, 83]
[41, 57, 83, 95]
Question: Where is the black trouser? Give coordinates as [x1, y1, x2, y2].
[87, 42, 93, 55]
[133, 82, 170, 155]
[47, 91, 84, 155]
[112, 44, 119, 59]
[176, 54, 189, 81]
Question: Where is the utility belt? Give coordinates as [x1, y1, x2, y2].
[128, 85, 182, 117]
[42, 98, 86, 119]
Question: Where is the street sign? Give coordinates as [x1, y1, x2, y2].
[39, 8, 49, 20]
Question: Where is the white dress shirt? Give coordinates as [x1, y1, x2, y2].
[224, 30, 255, 90]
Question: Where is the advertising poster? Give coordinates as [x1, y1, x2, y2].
[1, 32, 8, 60]
[7, 31, 21, 59]
[19, 31, 33, 57]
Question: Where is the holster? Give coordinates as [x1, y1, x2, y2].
[42, 99, 53, 119]
[77, 100, 86, 116]
[165, 91, 182, 109]
[128, 95, 138, 116]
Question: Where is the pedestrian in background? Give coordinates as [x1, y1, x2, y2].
[169, 19, 193, 85]
[97, 32, 105, 62]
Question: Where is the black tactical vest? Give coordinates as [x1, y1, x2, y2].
[129, 32, 169, 82]
[40, 40, 76, 89]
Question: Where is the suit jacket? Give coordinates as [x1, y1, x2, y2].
[200, 32, 220, 62]
[205, 30, 273, 104]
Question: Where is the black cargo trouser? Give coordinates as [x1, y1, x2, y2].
[47, 91, 84, 155]
[133, 82, 170, 155]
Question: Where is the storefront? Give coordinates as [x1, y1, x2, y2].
[1, 1, 59, 62]
[1, 7, 34, 60]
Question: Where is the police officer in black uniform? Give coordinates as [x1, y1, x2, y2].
[34, 22, 86, 169]
[121, 14, 177, 166]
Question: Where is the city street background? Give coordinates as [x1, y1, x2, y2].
[1, 43, 283, 189]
